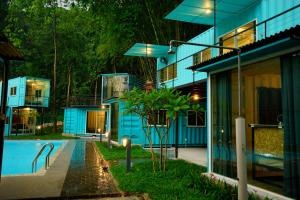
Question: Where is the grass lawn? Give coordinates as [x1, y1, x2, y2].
[5, 133, 78, 140]
[96, 141, 152, 160]
[110, 160, 261, 200]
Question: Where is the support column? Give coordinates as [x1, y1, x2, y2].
[0, 59, 9, 179]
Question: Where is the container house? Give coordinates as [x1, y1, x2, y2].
[161, 0, 300, 199]
[101, 73, 145, 144]
[124, 43, 209, 147]
[4, 76, 50, 135]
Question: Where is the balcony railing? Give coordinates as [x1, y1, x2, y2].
[67, 96, 102, 107]
[25, 95, 49, 107]
[218, 4, 300, 53]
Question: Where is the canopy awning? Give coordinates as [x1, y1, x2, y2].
[124, 43, 169, 58]
[165, 0, 259, 25]
[0, 32, 23, 61]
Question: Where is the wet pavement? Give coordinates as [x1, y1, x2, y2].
[61, 139, 120, 198]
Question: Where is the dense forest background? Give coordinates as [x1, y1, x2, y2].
[1, 0, 208, 124]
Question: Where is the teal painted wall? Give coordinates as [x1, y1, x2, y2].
[111, 100, 207, 147]
[117, 101, 145, 145]
[7, 77, 26, 107]
[64, 108, 87, 135]
[63, 107, 108, 135]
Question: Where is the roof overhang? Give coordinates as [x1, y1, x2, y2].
[124, 43, 169, 58]
[165, 0, 259, 25]
[0, 32, 23, 61]
[189, 26, 300, 72]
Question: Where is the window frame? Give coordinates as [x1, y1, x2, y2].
[218, 20, 257, 55]
[193, 48, 212, 65]
[10, 87, 17, 96]
[186, 110, 206, 127]
[147, 109, 168, 127]
[159, 63, 177, 83]
[35, 89, 42, 98]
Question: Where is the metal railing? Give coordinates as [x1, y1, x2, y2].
[25, 95, 49, 107]
[32, 143, 54, 173]
[218, 3, 300, 53]
[68, 96, 102, 106]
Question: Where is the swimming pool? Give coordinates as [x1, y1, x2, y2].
[2, 140, 66, 175]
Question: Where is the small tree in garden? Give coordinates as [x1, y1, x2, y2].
[121, 87, 202, 173]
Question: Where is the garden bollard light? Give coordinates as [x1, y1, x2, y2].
[122, 137, 131, 172]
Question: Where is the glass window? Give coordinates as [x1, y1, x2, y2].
[211, 58, 284, 194]
[35, 90, 42, 98]
[193, 48, 212, 65]
[102, 75, 129, 100]
[219, 21, 256, 54]
[10, 87, 16, 96]
[148, 110, 167, 126]
[187, 110, 206, 127]
[159, 63, 177, 82]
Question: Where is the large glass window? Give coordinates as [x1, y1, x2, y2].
[159, 63, 177, 82]
[210, 57, 299, 196]
[219, 21, 256, 54]
[102, 75, 129, 100]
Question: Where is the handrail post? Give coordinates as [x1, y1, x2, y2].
[32, 143, 55, 173]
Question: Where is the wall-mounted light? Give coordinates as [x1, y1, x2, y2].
[192, 88, 200, 101]
[205, 8, 212, 14]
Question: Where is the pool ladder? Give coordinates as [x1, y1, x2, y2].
[32, 143, 54, 173]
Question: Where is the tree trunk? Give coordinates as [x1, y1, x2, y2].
[52, 13, 57, 134]
[94, 77, 98, 105]
[66, 66, 71, 107]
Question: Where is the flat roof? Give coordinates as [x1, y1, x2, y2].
[0, 32, 23, 61]
[165, 0, 259, 25]
[124, 43, 169, 58]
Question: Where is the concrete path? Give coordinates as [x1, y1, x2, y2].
[177, 148, 207, 167]
[61, 140, 119, 197]
[0, 140, 76, 199]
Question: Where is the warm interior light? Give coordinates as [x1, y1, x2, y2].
[205, 9, 212, 14]
[97, 128, 101, 133]
[122, 138, 128, 147]
[101, 105, 106, 109]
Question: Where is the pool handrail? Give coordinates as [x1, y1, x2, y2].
[32, 143, 54, 173]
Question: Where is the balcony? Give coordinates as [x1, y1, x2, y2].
[67, 96, 102, 107]
[25, 95, 49, 107]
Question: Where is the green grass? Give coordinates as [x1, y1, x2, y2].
[110, 160, 261, 200]
[5, 133, 78, 140]
[96, 141, 152, 160]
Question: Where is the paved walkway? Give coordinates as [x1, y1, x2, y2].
[177, 148, 207, 166]
[61, 140, 120, 198]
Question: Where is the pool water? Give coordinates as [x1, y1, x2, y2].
[2, 140, 66, 175]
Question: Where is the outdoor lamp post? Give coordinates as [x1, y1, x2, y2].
[98, 128, 102, 142]
[106, 131, 112, 149]
[122, 137, 131, 172]
[168, 40, 247, 200]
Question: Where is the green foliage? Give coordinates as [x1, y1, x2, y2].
[121, 87, 203, 172]
[96, 141, 152, 160]
[110, 160, 263, 200]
